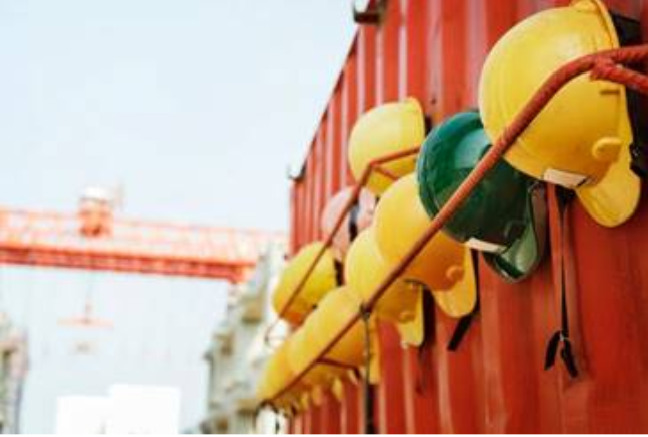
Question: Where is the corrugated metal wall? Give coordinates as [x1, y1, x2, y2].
[288, 0, 648, 433]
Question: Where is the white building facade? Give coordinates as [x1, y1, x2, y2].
[200, 244, 286, 434]
[0, 314, 28, 434]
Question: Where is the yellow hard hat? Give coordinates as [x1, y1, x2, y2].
[256, 337, 306, 409]
[373, 174, 477, 318]
[348, 98, 425, 195]
[287, 320, 343, 391]
[345, 227, 424, 346]
[272, 242, 338, 324]
[479, 0, 640, 227]
[307, 286, 380, 383]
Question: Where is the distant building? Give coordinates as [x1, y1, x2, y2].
[55, 396, 108, 434]
[55, 385, 181, 434]
[0, 314, 28, 434]
[199, 244, 286, 434]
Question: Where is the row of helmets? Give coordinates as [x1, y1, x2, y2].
[258, 0, 644, 411]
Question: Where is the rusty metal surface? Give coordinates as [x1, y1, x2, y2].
[288, 0, 648, 433]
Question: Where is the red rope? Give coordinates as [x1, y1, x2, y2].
[267, 45, 648, 405]
[590, 58, 648, 95]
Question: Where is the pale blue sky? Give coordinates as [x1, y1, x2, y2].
[0, 0, 356, 432]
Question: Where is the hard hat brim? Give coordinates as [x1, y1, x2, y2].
[575, 143, 641, 227]
[574, 0, 641, 227]
[431, 250, 477, 318]
[395, 291, 425, 346]
[484, 183, 548, 281]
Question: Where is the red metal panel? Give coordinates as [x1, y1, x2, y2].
[466, 1, 489, 105]
[342, 52, 357, 186]
[287, 0, 648, 433]
[426, 0, 444, 120]
[315, 127, 327, 240]
[325, 103, 336, 205]
[309, 147, 318, 243]
[311, 144, 320, 242]
[297, 183, 306, 252]
[403, 340, 442, 434]
[310, 402, 322, 434]
[440, 0, 468, 116]
[331, 88, 343, 194]
[375, 323, 407, 434]
[339, 380, 362, 434]
[405, 0, 428, 102]
[319, 391, 342, 434]
[304, 155, 315, 244]
[302, 408, 312, 434]
[379, 0, 401, 103]
[567, 196, 648, 432]
[324, 107, 335, 206]
[291, 184, 298, 254]
[358, 26, 377, 112]
[341, 54, 356, 186]
[478, 256, 559, 432]
[296, 182, 306, 253]
[290, 185, 299, 255]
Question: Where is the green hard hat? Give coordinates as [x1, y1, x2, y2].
[416, 111, 547, 282]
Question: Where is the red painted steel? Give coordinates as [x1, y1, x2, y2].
[287, 0, 648, 433]
[0, 207, 284, 283]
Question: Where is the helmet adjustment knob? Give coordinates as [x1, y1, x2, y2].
[591, 137, 622, 162]
[445, 265, 465, 284]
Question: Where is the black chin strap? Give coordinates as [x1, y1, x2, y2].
[447, 299, 479, 352]
[348, 199, 360, 242]
[611, 12, 648, 178]
[544, 188, 579, 378]
[447, 251, 480, 352]
[334, 260, 345, 286]
[626, 88, 648, 178]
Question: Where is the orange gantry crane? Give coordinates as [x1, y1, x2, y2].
[0, 191, 284, 283]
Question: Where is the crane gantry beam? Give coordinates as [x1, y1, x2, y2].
[0, 207, 285, 283]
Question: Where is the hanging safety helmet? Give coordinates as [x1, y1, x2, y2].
[373, 174, 477, 318]
[348, 98, 426, 195]
[417, 111, 548, 281]
[272, 242, 338, 324]
[257, 337, 307, 411]
[320, 186, 376, 262]
[479, 0, 641, 227]
[287, 323, 341, 393]
[345, 227, 424, 346]
[306, 286, 380, 384]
